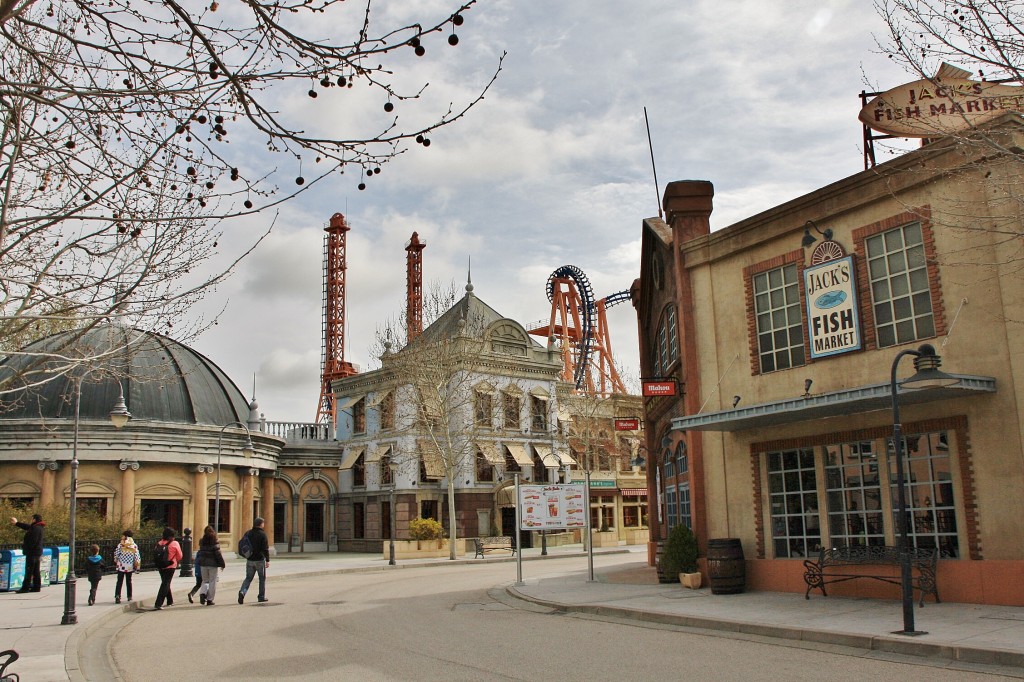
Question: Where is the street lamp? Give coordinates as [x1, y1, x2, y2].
[387, 457, 398, 566]
[63, 376, 131, 626]
[889, 343, 959, 636]
[215, 422, 255, 533]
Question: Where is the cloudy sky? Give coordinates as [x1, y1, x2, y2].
[186, 0, 913, 423]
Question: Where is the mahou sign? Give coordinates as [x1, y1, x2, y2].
[642, 380, 677, 397]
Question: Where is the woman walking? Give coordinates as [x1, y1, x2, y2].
[113, 530, 141, 604]
[152, 527, 182, 611]
[196, 525, 226, 606]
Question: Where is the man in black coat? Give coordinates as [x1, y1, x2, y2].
[237, 517, 270, 604]
[12, 514, 46, 592]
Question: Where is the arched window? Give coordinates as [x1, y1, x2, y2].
[654, 305, 679, 375]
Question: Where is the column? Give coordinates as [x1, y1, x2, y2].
[118, 461, 140, 525]
[239, 467, 258, 534]
[261, 474, 275, 546]
[191, 465, 212, 532]
[37, 461, 60, 507]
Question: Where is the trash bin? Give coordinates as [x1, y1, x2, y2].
[0, 549, 26, 592]
[38, 551, 52, 588]
[48, 546, 69, 584]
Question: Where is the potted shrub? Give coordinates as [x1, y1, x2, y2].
[660, 523, 701, 588]
[408, 518, 445, 549]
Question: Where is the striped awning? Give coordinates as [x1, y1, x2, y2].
[619, 488, 649, 496]
[477, 442, 504, 465]
[365, 444, 391, 463]
[339, 446, 365, 470]
[504, 442, 532, 466]
[418, 439, 444, 478]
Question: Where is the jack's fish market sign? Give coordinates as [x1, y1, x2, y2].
[804, 255, 861, 359]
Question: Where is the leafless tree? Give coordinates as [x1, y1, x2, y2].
[0, 0, 503, 395]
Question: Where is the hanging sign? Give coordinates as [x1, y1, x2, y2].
[642, 380, 677, 397]
[519, 484, 586, 530]
[614, 418, 640, 431]
[804, 255, 861, 359]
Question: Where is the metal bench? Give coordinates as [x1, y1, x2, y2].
[803, 545, 940, 606]
[473, 536, 517, 558]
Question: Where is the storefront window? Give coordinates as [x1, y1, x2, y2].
[767, 448, 820, 558]
[890, 431, 959, 558]
[753, 263, 805, 373]
[866, 222, 935, 348]
[665, 486, 678, 529]
[622, 494, 647, 528]
[824, 441, 885, 548]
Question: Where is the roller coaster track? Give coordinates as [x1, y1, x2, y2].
[546, 265, 595, 389]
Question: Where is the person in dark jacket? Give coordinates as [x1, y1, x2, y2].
[11, 514, 45, 593]
[195, 525, 226, 606]
[85, 544, 106, 606]
[237, 517, 270, 604]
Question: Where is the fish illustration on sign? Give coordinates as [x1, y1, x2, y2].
[859, 63, 1024, 137]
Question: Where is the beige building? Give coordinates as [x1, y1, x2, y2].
[635, 116, 1024, 605]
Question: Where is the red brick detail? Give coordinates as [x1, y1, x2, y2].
[749, 414, 980, 560]
[851, 207, 947, 352]
[742, 249, 807, 377]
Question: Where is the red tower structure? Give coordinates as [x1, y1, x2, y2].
[316, 213, 358, 425]
[406, 232, 425, 343]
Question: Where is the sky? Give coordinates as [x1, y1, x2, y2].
[186, 0, 913, 423]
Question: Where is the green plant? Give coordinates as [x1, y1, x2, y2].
[0, 500, 163, 545]
[408, 517, 444, 541]
[660, 523, 699, 575]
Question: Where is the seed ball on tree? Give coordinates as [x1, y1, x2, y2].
[358, 182, 366, 191]
[295, 176, 305, 185]
[244, 199, 253, 209]
[384, 102, 394, 112]
[448, 34, 459, 46]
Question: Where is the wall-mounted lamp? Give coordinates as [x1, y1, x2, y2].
[732, 395, 741, 408]
[804, 379, 813, 397]
[801, 220, 834, 248]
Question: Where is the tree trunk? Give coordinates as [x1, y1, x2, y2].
[447, 480, 458, 560]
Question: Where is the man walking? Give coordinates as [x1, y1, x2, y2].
[11, 514, 45, 592]
[237, 517, 270, 604]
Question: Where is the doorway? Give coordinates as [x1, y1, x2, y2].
[140, 499, 183, 533]
[304, 502, 327, 552]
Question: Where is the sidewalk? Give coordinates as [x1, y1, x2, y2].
[2, 544, 1022, 680]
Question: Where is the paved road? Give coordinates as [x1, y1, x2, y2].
[98, 556, 1013, 681]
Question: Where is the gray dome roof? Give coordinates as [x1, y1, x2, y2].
[0, 325, 250, 426]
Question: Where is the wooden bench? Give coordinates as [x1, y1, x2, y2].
[473, 536, 517, 558]
[803, 545, 940, 606]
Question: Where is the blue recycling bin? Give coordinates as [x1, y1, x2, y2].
[38, 551, 52, 588]
[47, 546, 69, 584]
[0, 549, 26, 592]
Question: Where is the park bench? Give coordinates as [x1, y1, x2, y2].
[473, 536, 517, 558]
[803, 545, 940, 606]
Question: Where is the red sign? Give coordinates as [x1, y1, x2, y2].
[614, 418, 640, 431]
[642, 381, 677, 397]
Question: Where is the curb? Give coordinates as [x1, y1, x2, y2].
[505, 585, 1024, 669]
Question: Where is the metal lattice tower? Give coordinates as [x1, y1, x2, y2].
[316, 213, 358, 425]
[406, 232, 426, 343]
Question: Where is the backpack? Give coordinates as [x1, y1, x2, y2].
[153, 541, 171, 569]
[237, 531, 253, 560]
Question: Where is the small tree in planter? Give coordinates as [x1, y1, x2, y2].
[660, 524, 700, 588]
[408, 518, 445, 548]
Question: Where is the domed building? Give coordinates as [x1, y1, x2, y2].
[0, 325, 338, 551]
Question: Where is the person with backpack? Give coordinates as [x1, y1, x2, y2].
[152, 527, 182, 611]
[195, 525, 226, 606]
[11, 514, 45, 593]
[237, 517, 270, 604]
[113, 530, 141, 604]
[85, 544, 106, 606]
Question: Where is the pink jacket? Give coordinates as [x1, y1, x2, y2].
[159, 539, 183, 569]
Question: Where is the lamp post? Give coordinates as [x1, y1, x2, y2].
[889, 343, 959, 636]
[387, 457, 398, 566]
[62, 376, 131, 626]
[215, 422, 255, 534]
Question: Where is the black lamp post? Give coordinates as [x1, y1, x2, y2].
[63, 377, 131, 626]
[215, 422, 255, 533]
[889, 343, 959, 636]
[388, 457, 398, 566]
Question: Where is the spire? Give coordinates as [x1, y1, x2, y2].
[466, 256, 474, 295]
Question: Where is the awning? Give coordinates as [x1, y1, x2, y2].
[367, 391, 389, 407]
[336, 395, 363, 410]
[504, 442, 532, 466]
[365, 444, 391, 463]
[339, 446, 365, 470]
[418, 439, 444, 478]
[531, 444, 560, 468]
[556, 449, 578, 466]
[477, 441, 504, 465]
[672, 375, 996, 432]
[620, 488, 648, 496]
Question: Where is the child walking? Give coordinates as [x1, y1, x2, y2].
[113, 530, 141, 604]
[85, 544, 106, 606]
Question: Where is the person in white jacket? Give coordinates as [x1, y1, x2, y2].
[113, 530, 141, 604]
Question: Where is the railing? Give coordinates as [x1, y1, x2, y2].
[1, 537, 163, 576]
[262, 420, 334, 442]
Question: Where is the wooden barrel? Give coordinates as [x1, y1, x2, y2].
[707, 538, 745, 594]
[654, 540, 675, 584]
